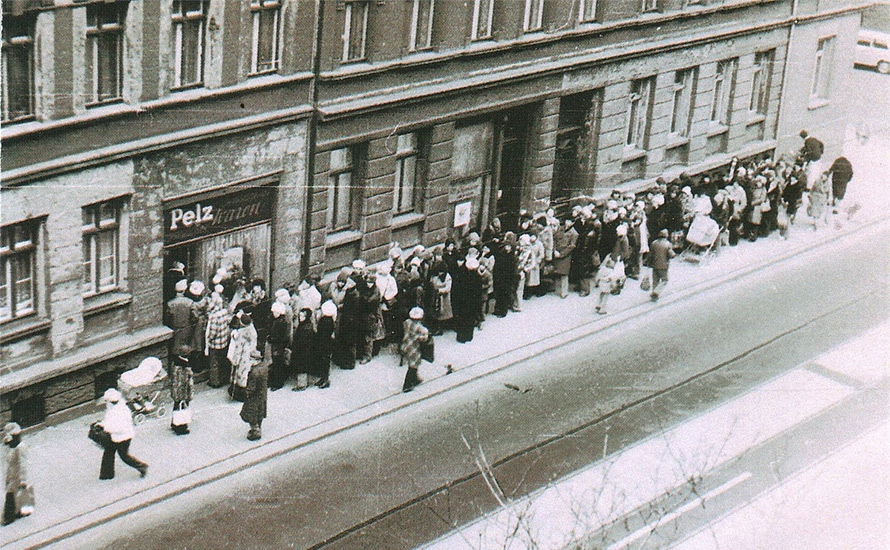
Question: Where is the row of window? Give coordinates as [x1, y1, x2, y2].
[1, 200, 124, 323]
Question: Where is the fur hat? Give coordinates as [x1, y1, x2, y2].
[409, 307, 424, 320]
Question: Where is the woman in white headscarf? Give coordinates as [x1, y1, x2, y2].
[98, 389, 148, 480]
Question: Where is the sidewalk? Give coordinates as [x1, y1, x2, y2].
[3, 130, 889, 549]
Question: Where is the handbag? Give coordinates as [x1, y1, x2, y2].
[420, 337, 435, 363]
[172, 402, 192, 426]
[640, 275, 651, 291]
[15, 484, 35, 516]
[88, 421, 112, 449]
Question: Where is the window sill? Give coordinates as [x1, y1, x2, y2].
[746, 113, 766, 125]
[665, 134, 690, 149]
[86, 98, 125, 110]
[807, 97, 830, 111]
[83, 291, 132, 317]
[392, 212, 425, 230]
[326, 229, 362, 248]
[707, 123, 729, 137]
[340, 57, 369, 66]
[0, 316, 51, 346]
[248, 68, 281, 78]
[622, 147, 648, 163]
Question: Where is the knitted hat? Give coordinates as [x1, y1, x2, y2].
[174, 279, 188, 292]
[466, 257, 480, 270]
[189, 280, 205, 295]
[271, 301, 287, 316]
[321, 300, 337, 317]
[103, 388, 123, 403]
[275, 288, 291, 302]
[409, 307, 424, 320]
[352, 259, 366, 270]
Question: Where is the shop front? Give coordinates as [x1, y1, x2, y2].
[163, 181, 277, 298]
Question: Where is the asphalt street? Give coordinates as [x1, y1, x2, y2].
[56, 222, 890, 550]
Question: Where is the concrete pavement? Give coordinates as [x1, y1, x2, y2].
[3, 130, 889, 550]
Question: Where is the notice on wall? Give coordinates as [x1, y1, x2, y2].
[454, 201, 472, 227]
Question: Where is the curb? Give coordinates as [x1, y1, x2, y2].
[9, 215, 890, 550]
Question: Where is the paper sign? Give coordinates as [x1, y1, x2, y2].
[454, 201, 472, 227]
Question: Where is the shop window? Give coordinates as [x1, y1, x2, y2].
[342, 0, 369, 62]
[750, 50, 774, 115]
[250, 0, 281, 74]
[710, 58, 737, 126]
[82, 199, 123, 297]
[12, 393, 45, 428]
[86, 2, 126, 105]
[172, 0, 206, 88]
[1, 220, 39, 322]
[523, 0, 544, 32]
[472, 0, 494, 40]
[625, 77, 654, 150]
[393, 132, 429, 216]
[409, 0, 435, 52]
[1, 14, 35, 123]
[811, 37, 834, 101]
[670, 67, 696, 138]
[578, 0, 597, 22]
[327, 147, 364, 232]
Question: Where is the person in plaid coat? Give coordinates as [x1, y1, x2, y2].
[401, 307, 430, 392]
[204, 290, 231, 388]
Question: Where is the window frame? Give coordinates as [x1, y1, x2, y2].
[86, 2, 126, 106]
[523, 0, 544, 32]
[1, 14, 36, 123]
[578, 0, 597, 22]
[749, 49, 774, 115]
[409, 0, 435, 52]
[327, 147, 362, 233]
[342, 0, 370, 63]
[171, 0, 207, 89]
[82, 200, 124, 297]
[625, 78, 653, 150]
[249, 0, 282, 75]
[811, 36, 835, 101]
[392, 132, 429, 216]
[710, 58, 736, 126]
[471, 0, 494, 41]
[641, 0, 659, 13]
[0, 221, 39, 323]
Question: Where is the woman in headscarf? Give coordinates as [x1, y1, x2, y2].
[333, 274, 360, 370]
[227, 314, 258, 402]
[807, 170, 830, 230]
[401, 307, 430, 392]
[169, 347, 193, 435]
[267, 301, 292, 391]
[291, 308, 316, 391]
[312, 301, 337, 389]
[3, 423, 32, 526]
[98, 389, 148, 480]
[452, 256, 484, 343]
[428, 264, 453, 336]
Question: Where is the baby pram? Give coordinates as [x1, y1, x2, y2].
[118, 357, 169, 425]
[681, 214, 720, 265]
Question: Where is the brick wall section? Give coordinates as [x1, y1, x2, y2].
[645, 72, 676, 178]
[594, 82, 630, 189]
[526, 98, 558, 213]
[361, 138, 397, 263]
[423, 123, 455, 246]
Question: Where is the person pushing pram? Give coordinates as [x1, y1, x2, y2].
[117, 357, 169, 423]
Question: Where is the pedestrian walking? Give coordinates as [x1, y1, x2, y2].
[402, 307, 430, 392]
[227, 314, 258, 402]
[204, 289, 232, 388]
[649, 230, 675, 302]
[169, 346, 193, 435]
[97, 389, 148, 480]
[313, 301, 336, 389]
[3, 423, 33, 526]
[240, 359, 269, 441]
[828, 156, 853, 207]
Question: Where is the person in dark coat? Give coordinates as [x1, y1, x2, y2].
[492, 238, 519, 318]
[552, 218, 578, 298]
[313, 302, 336, 389]
[291, 308, 315, 391]
[828, 156, 853, 205]
[648, 230, 675, 301]
[356, 274, 384, 364]
[451, 257, 484, 343]
[267, 302, 291, 391]
[333, 277, 360, 370]
[240, 360, 268, 441]
[482, 217, 504, 250]
[165, 279, 194, 355]
[798, 130, 824, 163]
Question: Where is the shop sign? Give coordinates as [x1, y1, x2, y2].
[165, 186, 274, 246]
[448, 177, 482, 204]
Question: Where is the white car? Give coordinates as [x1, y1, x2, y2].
[855, 29, 890, 74]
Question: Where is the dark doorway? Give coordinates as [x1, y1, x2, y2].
[551, 92, 594, 215]
[495, 108, 533, 230]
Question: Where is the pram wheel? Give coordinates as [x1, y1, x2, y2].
[134, 413, 146, 425]
[156, 405, 168, 418]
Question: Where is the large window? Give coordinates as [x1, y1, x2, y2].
[749, 49, 774, 115]
[578, 0, 597, 22]
[327, 147, 360, 232]
[2, 15, 35, 122]
[472, 0, 494, 40]
[82, 200, 123, 297]
[625, 78, 653, 149]
[811, 37, 835, 100]
[342, 0, 369, 62]
[524, 0, 544, 31]
[250, 0, 281, 74]
[172, 0, 206, 88]
[1, 221, 39, 322]
[710, 59, 736, 125]
[410, 0, 435, 51]
[86, 3, 126, 104]
[670, 68, 695, 137]
[393, 133, 428, 215]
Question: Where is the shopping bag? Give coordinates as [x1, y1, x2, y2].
[172, 402, 192, 426]
[88, 421, 112, 449]
[15, 484, 35, 516]
[421, 338, 435, 364]
[640, 275, 651, 291]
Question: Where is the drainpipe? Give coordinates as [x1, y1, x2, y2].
[301, 0, 325, 279]
[774, 0, 801, 159]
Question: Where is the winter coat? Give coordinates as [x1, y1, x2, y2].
[4, 441, 27, 493]
[358, 284, 386, 340]
[313, 316, 335, 375]
[525, 240, 545, 287]
[611, 235, 631, 262]
[169, 353, 194, 405]
[240, 363, 268, 425]
[101, 400, 136, 443]
[451, 265, 484, 323]
[228, 324, 258, 389]
[493, 247, 520, 293]
[165, 295, 194, 352]
[552, 226, 578, 276]
[401, 318, 430, 370]
[268, 315, 291, 357]
[291, 318, 315, 375]
[430, 273, 453, 321]
[539, 224, 555, 262]
[649, 237, 675, 270]
[748, 187, 767, 224]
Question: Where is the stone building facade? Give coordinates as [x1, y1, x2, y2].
[1, 0, 869, 426]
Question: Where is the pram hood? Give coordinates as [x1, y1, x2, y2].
[120, 357, 167, 387]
